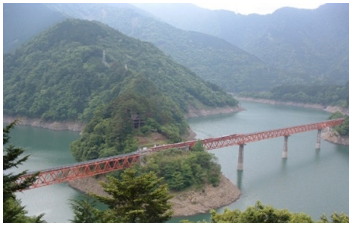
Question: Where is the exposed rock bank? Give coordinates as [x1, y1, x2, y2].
[170, 175, 241, 217]
[3, 115, 85, 132]
[185, 106, 244, 118]
[321, 128, 349, 146]
[68, 174, 241, 217]
[4, 105, 244, 132]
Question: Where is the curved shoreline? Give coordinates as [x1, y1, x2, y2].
[321, 128, 349, 146]
[68, 174, 241, 217]
[3, 105, 244, 132]
[3, 115, 85, 132]
[235, 97, 349, 115]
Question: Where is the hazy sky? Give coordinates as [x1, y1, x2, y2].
[128, 1, 331, 15]
[192, 1, 327, 15]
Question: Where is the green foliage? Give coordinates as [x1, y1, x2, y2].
[3, 121, 45, 223]
[329, 112, 349, 136]
[44, 3, 272, 93]
[319, 212, 349, 223]
[183, 201, 349, 223]
[69, 196, 102, 223]
[190, 140, 205, 152]
[90, 168, 173, 223]
[70, 74, 188, 161]
[243, 82, 349, 107]
[136, 4, 349, 88]
[210, 201, 314, 223]
[139, 148, 221, 191]
[4, 18, 238, 122]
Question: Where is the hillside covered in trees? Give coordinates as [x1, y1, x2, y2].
[241, 83, 349, 107]
[136, 3, 349, 87]
[4, 19, 237, 123]
[3, 19, 240, 161]
[44, 3, 278, 93]
[4, 3, 348, 95]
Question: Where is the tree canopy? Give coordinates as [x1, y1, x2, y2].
[241, 82, 349, 107]
[136, 143, 221, 191]
[329, 112, 349, 136]
[83, 168, 173, 223]
[4, 19, 237, 122]
[182, 201, 349, 223]
[70, 74, 189, 161]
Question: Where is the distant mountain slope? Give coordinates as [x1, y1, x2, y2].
[135, 3, 349, 85]
[4, 19, 237, 123]
[3, 3, 65, 53]
[46, 3, 291, 92]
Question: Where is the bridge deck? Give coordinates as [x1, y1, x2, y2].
[18, 118, 344, 190]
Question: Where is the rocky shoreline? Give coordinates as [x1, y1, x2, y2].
[68, 174, 241, 218]
[235, 97, 349, 114]
[321, 128, 349, 146]
[185, 105, 244, 118]
[3, 115, 85, 132]
[3, 105, 244, 132]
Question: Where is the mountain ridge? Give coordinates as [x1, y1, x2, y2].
[4, 19, 237, 122]
[134, 3, 349, 85]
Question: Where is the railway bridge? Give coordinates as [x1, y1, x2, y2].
[17, 118, 344, 190]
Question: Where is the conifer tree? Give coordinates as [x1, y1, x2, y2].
[3, 121, 45, 223]
[92, 168, 173, 223]
[70, 197, 102, 223]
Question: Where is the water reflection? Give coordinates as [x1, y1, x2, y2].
[236, 170, 243, 190]
[281, 158, 288, 173]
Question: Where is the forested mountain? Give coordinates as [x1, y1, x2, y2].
[243, 83, 349, 107]
[5, 3, 295, 93]
[45, 3, 282, 92]
[4, 19, 237, 123]
[4, 3, 348, 96]
[134, 3, 349, 85]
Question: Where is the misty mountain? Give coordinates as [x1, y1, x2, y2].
[3, 3, 65, 53]
[4, 19, 237, 124]
[4, 3, 347, 94]
[5, 3, 296, 93]
[134, 3, 349, 85]
[45, 3, 286, 93]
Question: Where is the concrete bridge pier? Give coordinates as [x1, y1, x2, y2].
[316, 129, 322, 149]
[282, 136, 289, 158]
[238, 144, 245, 171]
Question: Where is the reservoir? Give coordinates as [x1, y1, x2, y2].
[7, 101, 349, 222]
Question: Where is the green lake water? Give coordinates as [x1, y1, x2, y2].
[6, 101, 349, 222]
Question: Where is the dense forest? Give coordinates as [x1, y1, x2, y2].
[4, 4, 349, 94]
[44, 3, 278, 93]
[136, 142, 221, 191]
[329, 112, 349, 136]
[240, 83, 349, 107]
[4, 19, 237, 122]
[136, 3, 349, 86]
[71, 74, 189, 161]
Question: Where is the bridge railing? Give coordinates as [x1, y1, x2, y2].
[17, 118, 344, 190]
[18, 153, 140, 189]
[202, 118, 345, 150]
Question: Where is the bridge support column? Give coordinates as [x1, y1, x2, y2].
[282, 136, 289, 158]
[316, 129, 322, 149]
[238, 144, 245, 171]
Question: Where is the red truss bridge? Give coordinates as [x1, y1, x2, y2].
[17, 118, 344, 190]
